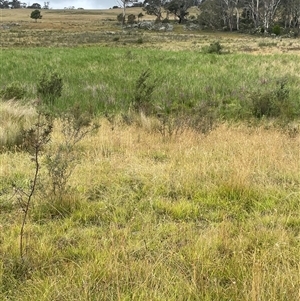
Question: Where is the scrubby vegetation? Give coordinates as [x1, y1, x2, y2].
[0, 7, 300, 301]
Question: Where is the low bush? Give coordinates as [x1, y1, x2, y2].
[272, 24, 281, 36]
[37, 71, 63, 105]
[203, 41, 223, 54]
[249, 78, 296, 120]
[0, 82, 26, 100]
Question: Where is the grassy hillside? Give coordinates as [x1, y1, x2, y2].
[0, 8, 300, 301]
[1, 8, 300, 52]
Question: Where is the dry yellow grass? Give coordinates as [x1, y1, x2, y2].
[2, 116, 298, 198]
[72, 120, 300, 194]
[0, 8, 147, 30]
[1, 116, 299, 300]
[0, 100, 37, 150]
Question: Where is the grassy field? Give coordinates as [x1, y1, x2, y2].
[1, 8, 300, 52]
[1, 46, 300, 118]
[1, 7, 300, 301]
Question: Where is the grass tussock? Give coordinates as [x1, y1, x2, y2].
[0, 100, 37, 151]
[1, 119, 299, 300]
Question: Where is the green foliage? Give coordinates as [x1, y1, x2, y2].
[0, 82, 26, 100]
[117, 13, 124, 23]
[203, 41, 223, 54]
[30, 9, 42, 22]
[17, 111, 53, 259]
[8, 101, 98, 261]
[249, 78, 295, 119]
[156, 113, 186, 138]
[2, 256, 32, 291]
[132, 70, 158, 114]
[127, 14, 136, 25]
[45, 105, 99, 200]
[37, 71, 63, 105]
[2, 21, 300, 301]
[188, 101, 217, 134]
[21, 113, 53, 155]
[138, 12, 144, 21]
[1, 47, 300, 123]
[272, 24, 281, 36]
[143, 0, 165, 21]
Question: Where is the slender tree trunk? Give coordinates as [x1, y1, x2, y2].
[236, 7, 240, 31]
[122, 2, 126, 26]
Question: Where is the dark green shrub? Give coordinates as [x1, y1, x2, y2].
[132, 70, 157, 114]
[37, 71, 63, 105]
[203, 41, 223, 54]
[30, 9, 42, 22]
[117, 13, 125, 24]
[272, 24, 281, 36]
[0, 82, 26, 100]
[127, 14, 136, 25]
[188, 101, 217, 134]
[250, 78, 295, 119]
[136, 37, 143, 44]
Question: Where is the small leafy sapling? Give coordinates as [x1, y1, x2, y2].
[133, 70, 158, 114]
[30, 10, 42, 22]
[45, 104, 99, 200]
[127, 14, 136, 25]
[16, 111, 53, 260]
[37, 71, 63, 105]
[138, 12, 144, 22]
[117, 13, 125, 24]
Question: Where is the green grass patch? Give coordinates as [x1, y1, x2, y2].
[1, 46, 300, 121]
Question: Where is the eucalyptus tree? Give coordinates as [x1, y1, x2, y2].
[143, 0, 169, 21]
[244, 0, 282, 30]
[198, 0, 224, 29]
[262, 0, 282, 30]
[279, 0, 300, 29]
[166, 0, 196, 23]
[117, 0, 133, 26]
[220, 0, 244, 30]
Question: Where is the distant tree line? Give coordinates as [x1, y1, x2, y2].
[0, 1, 49, 9]
[123, 0, 300, 33]
[0, 0, 25, 8]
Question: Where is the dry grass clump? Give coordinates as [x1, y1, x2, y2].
[0, 100, 36, 150]
[76, 119, 300, 197]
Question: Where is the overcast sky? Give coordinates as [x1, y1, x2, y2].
[44, 1, 120, 9]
